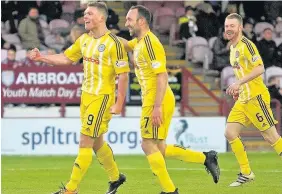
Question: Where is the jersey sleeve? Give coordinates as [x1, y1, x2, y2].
[64, 36, 83, 62]
[128, 38, 138, 50]
[243, 40, 263, 67]
[110, 36, 130, 74]
[144, 36, 167, 74]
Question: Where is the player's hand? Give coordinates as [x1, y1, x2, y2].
[152, 105, 163, 128]
[226, 81, 241, 96]
[110, 103, 123, 115]
[28, 48, 41, 61]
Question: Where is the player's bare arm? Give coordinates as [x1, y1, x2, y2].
[29, 48, 73, 66]
[118, 37, 133, 52]
[152, 72, 168, 127]
[110, 72, 129, 114]
[227, 65, 265, 96]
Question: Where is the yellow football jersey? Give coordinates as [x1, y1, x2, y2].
[64, 31, 130, 95]
[128, 30, 173, 107]
[230, 36, 267, 102]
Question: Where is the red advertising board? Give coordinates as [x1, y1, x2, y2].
[1, 65, 83, 103]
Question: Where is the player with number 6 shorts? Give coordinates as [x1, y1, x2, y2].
[224, 13, 282, 187]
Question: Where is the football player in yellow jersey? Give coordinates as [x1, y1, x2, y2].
[29, 2, 129, 194]
[224, 13, 282, 187]
[121, 5, 220, 194]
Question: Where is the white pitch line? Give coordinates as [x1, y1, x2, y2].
[3, 167, 282, 173]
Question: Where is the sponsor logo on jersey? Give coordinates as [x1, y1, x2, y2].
[252, 55, 259, 62]
[116, 61, 127, 68]
[152, 61, 161, 69]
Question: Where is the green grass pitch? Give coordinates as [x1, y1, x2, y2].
[2, 152, 281, 194]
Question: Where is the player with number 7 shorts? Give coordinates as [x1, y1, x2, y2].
[120, 5, 220, 194]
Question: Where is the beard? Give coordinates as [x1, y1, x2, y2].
[129, 27, 140, 38]
[226, 29, 239, 41]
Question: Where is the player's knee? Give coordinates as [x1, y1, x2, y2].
[225, 123, 241, 141]
[141, 140, 149, 153]
[92, 135, 104, 152]
[224, 129, 236, 141]
[79, 134, 95, 148]
[141, 139, 157, 155]
[261, 126, 280, 144]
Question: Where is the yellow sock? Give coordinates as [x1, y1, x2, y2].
[229, 137, 251, 175]
[96, 142, 119, 182]
[271, 137, 282, 156]
[147, 151, 175, 193]
[165, 144, 206, 164]
[66, 148, 93, 191]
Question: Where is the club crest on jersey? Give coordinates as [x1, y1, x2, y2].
[98, 44, 106, 52]
[235, 51, 240, 58]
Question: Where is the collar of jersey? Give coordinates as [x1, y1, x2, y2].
[137, 30, 151, 42]
[88, 30, 111, 39]
[233, 35, 245, 48]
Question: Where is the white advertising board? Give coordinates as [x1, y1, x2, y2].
[1, 117, 226, 155]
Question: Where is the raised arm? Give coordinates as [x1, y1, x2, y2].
[29, 35, 83, 66]
[29, 48, 74, 66]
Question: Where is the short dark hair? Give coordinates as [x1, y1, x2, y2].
[8, 44, 17, 52]
[185, 6, 194, 13]
[263, 28, 273, 32]
[268, 76, 277, 83]
[87, 1, 108, 19]
[130, 5, 152, 25]
[28, 7, 38, 12]
[226, 13, 243, 25]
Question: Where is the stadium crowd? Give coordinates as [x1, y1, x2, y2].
[1, 1, 282, 105]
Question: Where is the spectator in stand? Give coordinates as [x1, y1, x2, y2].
[1, 37, 14, 50]
[179, 6, 198, 39]
[219, 3, 238, 25]
[275, 43, 282, 68]
[39, 1, 62, 23]
[264, 1, 282, 23]
[106, 3, 119, 29]
[45, 33, 66, 53]
[242, 1, 265, 22]
[256, 28, 277, 69]
[1, 45, 21, 68]
[21, 50, 36, 67]
[267, 76, 282, 104]
[70, 9, 86, 31]
[18, 7, 48, 50]
[1, 1, 19, 33]
[196, 2, 220, 39]
[178, 6, 198, 59]
[212, 28, 231, 72]
[243, 18, 257, 43]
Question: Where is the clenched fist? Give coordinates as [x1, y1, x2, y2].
[28, 48, 41, 61]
